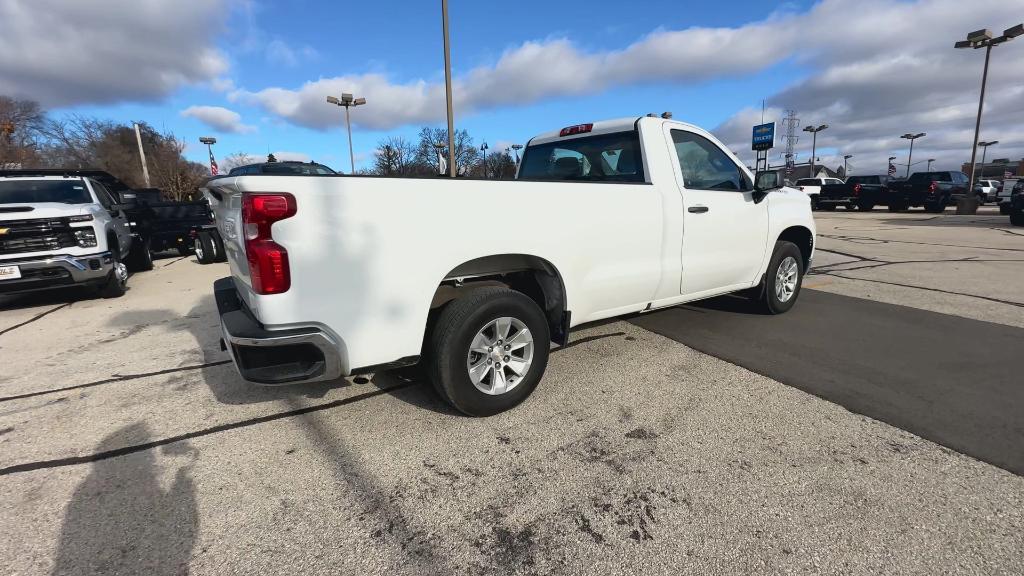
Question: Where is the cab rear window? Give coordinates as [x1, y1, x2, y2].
[518, 132, 645, 182]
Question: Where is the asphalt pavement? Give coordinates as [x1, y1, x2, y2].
[630, 289, 1024, 475]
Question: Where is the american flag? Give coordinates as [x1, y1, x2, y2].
[888, 161, 897, 177]
[209, 149, 219, 176]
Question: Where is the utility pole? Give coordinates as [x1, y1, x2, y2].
[441, 0, 456, 178]
[326, 93, 366, 174]
[133, 123, 151, 187]
[955, 23, 1022, 214]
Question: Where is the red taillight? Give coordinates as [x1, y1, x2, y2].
[853, 184, 862, 195]
[929, 181, 937, 193]
[559, 123, 593, 137]
[242, 193, 296, 295]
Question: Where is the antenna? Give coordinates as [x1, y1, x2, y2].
[781, 109, 800, 176]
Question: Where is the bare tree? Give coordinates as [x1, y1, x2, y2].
[413, 127, 480, 175]
[373, 136, 416, 175]
[220, 152, 258, 172]
[0, 96, 46, 168]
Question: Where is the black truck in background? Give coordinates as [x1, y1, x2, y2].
[888, 171, 974, 213]
[817, 175, 896, 211]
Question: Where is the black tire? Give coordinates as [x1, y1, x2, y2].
[211, 230, 227, 263]
[428, 287, 550, 416]
[759, 241, 804, 315]
[1011, 211, 1024, 227]
[97, 249, 127, 298]
[858, 202, 875, 211]
[195, 232, 216, 264]
[924, 202, 945, 213]
[126, 237, 154, 272]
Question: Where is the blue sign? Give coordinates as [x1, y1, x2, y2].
[752, 122, 776, 151]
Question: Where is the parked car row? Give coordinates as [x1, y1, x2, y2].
[0, 169, 226, 298]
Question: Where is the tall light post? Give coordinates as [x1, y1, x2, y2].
[326, 93, 366, 174]
[843, 154, 853, 177]
[441, 0, 456, 178]
[480, 141, 489, 179]
[900, 133, 926, 178]
[927, 158, 936, 171]
[199, 136, 217, 177]
[976, 140, 998, 180]
[433, 142, 447, 175]
[802, 124, 828, 176]
[955, 23, 1022, 213]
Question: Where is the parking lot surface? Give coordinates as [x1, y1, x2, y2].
[1, 210, 1022, 575]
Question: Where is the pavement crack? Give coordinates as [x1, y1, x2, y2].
[0, 360, 233, 403]
[0, 302, 74, 337]
[819, 233, 1024, 253]
[814, 271, 1024, 308]
[0, 381, 417, 476]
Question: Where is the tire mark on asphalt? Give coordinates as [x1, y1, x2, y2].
[812, 271, 1024, 308]
[161, 255, 191, 267]
[0, 360, 232, 403]
[0, 302, 74, 337]
[819, 233, 1024, 253]
[992, 228, 1024, 238]
[0, 381, 417, 476]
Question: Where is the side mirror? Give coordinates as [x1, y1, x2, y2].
[753, 171, 780, 203]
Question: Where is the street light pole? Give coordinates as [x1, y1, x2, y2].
[441, 0, 456, 178]
[955, 23, 1022, 214]
[843, 154, 853, 177]
[900, 133, 926, 178]
[976, 140, 998, 180]
[480, 141, 488, 179]
[802, 125, 828, 176]
[326, 93, 366, 174]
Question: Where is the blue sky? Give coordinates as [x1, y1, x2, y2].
[5, 0, 1023, 175]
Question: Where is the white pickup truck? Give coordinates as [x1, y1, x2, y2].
[206, 116, 815, 415]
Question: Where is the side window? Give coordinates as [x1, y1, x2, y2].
[671, 130, 748, 191]
[89, 180, 115, 208]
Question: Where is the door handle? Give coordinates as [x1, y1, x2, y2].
[688, 206, 709, 213]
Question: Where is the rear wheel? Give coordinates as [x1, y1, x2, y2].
[759, 241, 803, 315]
[428, 287, 550, 416]
[194, 232, 216, 264]
[126, 237, 153, 272]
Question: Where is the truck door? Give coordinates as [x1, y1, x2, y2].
[90, 180, 132, 256]
[667, 128, 769, 297]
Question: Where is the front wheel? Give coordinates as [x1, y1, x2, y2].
[97, 251, 128, 298]
[428, 287, 550, 416]
[759, 241, 804, 315]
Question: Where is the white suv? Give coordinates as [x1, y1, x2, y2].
[0, 173, 133, 297]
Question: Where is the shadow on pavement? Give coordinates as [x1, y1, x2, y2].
[51, 423, 198, 576]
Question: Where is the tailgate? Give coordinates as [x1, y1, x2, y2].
[202, 181, 250, 289]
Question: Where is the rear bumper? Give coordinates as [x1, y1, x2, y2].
[214, 277, 343, 385]
[0, 252, 114, 294]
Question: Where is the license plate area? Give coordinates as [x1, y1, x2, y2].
[0, 265, 22, 280]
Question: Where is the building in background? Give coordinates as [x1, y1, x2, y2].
[962, 158, 1024, 180]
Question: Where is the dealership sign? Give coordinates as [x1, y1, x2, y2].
[752, 122, 776, 151]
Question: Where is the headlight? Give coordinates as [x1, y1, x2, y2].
[74, 229, 97, 247]
[68, 214, 94, 222]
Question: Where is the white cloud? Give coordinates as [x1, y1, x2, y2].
[0, 0, 229, 107]
[181, 106, 256, 134]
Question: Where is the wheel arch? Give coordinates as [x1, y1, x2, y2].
[431, 254, 570, 345]
[777, 225, 814, 269]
